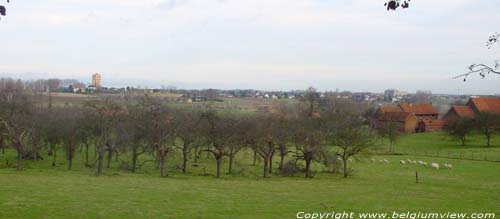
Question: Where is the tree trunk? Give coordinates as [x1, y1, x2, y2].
[52, 148, 57, 167]
[0, 136, 4, 154]
[268, 153, 274, 174]
[16, 143, 24, 171]
[132, 148, 138, 173]
[253, 151, 257, 166]
[106, 148, 112, 168]
[228, 155, 234, 174]
[97, 145, 104, 176]
[216, 156, 222, 178]
[68, 153, 73, 170]
[182, 144, 188, 173]
[160, 155, 167, 177]
[263, 158, 269, 178]
[48, 144, 54, 156]
[305, 158, 311, 178]
[279, 152, 285, 170]
[343, 158, 348, 178]
[85, 143, 89, 166]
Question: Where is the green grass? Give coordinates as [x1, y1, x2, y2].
[383, 132, 500, 161]
[1, 133, 500, 219]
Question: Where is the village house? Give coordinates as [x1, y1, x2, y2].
[375, 112, 419, 133]
[375, 103, 442, 133]
[443, 97, 500, 122]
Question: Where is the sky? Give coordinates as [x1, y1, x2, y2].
[1, 0, 499, 94]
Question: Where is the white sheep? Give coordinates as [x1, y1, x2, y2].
[418, 161, 427, 166]
[411, 160, 417, 164]
[431, 163, 440, 169]
[444, 163, 453, 169]
[348, 158, 353, 162]
[371, 158, 376, 163]
[383, 159, 389, 164]
[400, 160, 406, 164]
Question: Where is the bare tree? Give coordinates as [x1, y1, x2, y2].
[474, 112, 500, 147]
[173, 110, 201, 174]
[291, 116, 323, 178]
[0, 78, 32, 171]
[199, 106, 236, 178]
[85, 99, 126, 176]
[379, 122, 400, 152]
[329, 114, 375, 178]
[59, 108, 84, 170]
[444, 118, 473, 146]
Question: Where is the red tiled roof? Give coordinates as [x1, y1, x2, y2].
[451, 106, 475, 118]
[378, 112, 413, 122]
[379, 106, 401, 113]
[468, 98, 500, 114]
[399, 103, 438, 115]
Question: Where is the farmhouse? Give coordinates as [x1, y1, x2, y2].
[418, 118, 446, 132]
[375, 112, 419, 133]
[443, 97, 500, 121]
[375, 103, 441, 132]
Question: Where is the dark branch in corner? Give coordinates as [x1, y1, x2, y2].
[384, 0, 411, 11]
[0, 0, 11, 18]
[487, 33, 499, 49]
[455, 33, 500, 81]
[454, 63, 500, 82]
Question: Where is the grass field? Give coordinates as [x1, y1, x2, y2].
[1, 132, 500, 219]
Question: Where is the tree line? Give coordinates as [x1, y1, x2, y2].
[0, 80, 376, 178]
[444, 113, 500, 147]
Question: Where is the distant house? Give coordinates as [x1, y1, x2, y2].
[418, 118, 446, 132]
[442, 105, 475, 121]
[375, 103, 441, 132]
[443, 97, 500, 122]
[398, 103, 439, 120]
[375, 112, 419, 133]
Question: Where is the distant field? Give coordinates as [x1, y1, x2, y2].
[44, 92, 295, 113]
[1, 132, 499, 219]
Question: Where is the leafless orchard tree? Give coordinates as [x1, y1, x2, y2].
[0, 78, 32, 171]
[172, 109, 202, 174]
[85, 99, 126, 176]
[199, 106, 237, 178]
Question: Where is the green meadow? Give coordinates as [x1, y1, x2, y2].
[1, 132, 499, 219]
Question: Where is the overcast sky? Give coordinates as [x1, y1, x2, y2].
[1, 0, 499, 94]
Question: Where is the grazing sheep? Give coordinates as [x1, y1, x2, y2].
[411, 160, 417, 164]
[406, 159, 412, 163]
[348, 158, 353, 162]
[444, 163, 453, 169]
[383, 159, 389, 164]
[431, 163, 440, 169]
[400, 160, 406, 164]
[418, 161, 427, 166]
[337, 157, 342, 161]
[371, 158, 376, 163]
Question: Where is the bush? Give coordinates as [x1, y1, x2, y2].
[279, 161, 303, 176]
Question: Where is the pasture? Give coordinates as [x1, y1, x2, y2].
[1, 132, 499, 219]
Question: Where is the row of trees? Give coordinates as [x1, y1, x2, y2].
[445, 113, 500, 147]
[0, 81, 376, 178]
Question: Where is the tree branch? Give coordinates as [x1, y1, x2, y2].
[453, 63, 500, 81]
